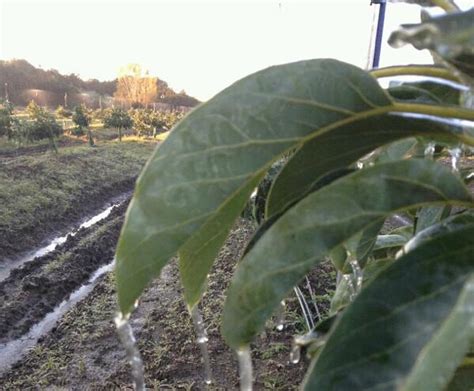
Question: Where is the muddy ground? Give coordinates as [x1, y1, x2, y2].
[4, 147, 468, 389]
[0, 176, 135, 261]
[0, 212, 335, 389]
[0, 201, 128, 342]
[0, 139, 155, 260]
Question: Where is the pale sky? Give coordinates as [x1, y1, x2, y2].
[0, 0, 472, 101]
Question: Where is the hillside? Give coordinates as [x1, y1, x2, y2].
[0, 59, 200, 108]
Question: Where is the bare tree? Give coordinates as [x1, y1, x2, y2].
[114, 64, 157, 107]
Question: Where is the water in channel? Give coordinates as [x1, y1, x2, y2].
[115, 312, 146, 391]
[449, 147, 461, 173]
[237, 346, 253, 391]
[342, 257, 363, 301]
[0, 261, 114, 375]
[275, 300, 286, 331]
[0, 192, 129, 282]
[190, 305, 213, 385]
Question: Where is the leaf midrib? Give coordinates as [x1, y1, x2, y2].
[315, 269, 471, 380]
[121, 98, 474, 286]
[232, 204, 473, 342]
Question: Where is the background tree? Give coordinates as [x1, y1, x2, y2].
[22, 101, 62, 151]
[72, 104, 94, 146]
[114, 64, 157, 108]
[129, 109, 168, 138]
[0, 99, 16, 139]
[55, 105, 72, 118]
[104, 107, 133, 142]
[26, 100, 43, 118]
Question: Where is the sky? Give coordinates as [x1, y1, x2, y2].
[0, 0, 472, 101]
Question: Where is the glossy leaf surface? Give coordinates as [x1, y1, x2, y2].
[222, 159, 473, 348]
[305, 224, 474, 391]
[266, 115, 465, 218]
[389, 9, 474, 81]
[116, 59, 397, 313]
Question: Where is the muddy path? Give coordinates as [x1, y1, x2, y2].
[0, 177, 136, 261]
[0, 190, 130, 283]
[0, 200, 128, 343]
[0, 219, 335, 389]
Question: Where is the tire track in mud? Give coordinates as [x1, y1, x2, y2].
[0, 199, 129, 343]
[0, 219, 316, 390]
[0, 191, 130, 283]
[0, 177, 136, 260]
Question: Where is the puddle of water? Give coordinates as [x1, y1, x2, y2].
[0, 260, 114, 375]
[0, 192, 130, 282]
[79, 205, 116, 230]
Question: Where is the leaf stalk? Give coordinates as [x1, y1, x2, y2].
[370, 65, 461, 83]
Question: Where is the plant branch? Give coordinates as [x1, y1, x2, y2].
[432, 0, 460, 13]
[370, 65, 462, 83]
[392, 102, 474, 123]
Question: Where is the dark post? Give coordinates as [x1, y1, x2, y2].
[370, 0, 387, 69]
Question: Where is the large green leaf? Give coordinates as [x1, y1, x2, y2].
[115, 59, 398, 313]
[390, 0, 460, 10]
[265, 115, 465, 218]
[404, 212, 474, 254]
[389, 8, 474, 82]
[178, 176, 262, 308]
[346, 219, 385, 268]
[388, 81, 461, 105]
[373, 234, 408, 251]
[374, 138, 417, 164]
[415, 205, 451, 233]
[447, 363, 474, 391]
[304, 223, 474, 391]
[221, 159, 473, 348]
[331, 218, 385, 274]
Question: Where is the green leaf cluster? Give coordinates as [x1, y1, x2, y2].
[115, 4, 474, 389]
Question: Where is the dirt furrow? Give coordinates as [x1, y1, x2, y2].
[0, 177, 136, 260]
[0, 219, 337, 390]
[0, 200, 129, 343]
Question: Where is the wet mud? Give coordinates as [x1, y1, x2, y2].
[0, 219, 335, 389]
[0, 200, 128, 343]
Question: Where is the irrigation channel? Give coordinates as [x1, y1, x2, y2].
[0, 193, 130, 374]
[0, 192, 130, 283]
[0, 206, 326, 388]
[0, 187, 411, 388]
[0, 178, 423, 388]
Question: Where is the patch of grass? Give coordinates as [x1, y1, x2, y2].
[261, 342, 288, 360]
[0, 135, 53, 153]
[0, 139, 156, 255]
[155, 130, 170, 141]
[43, 252, 70, 274]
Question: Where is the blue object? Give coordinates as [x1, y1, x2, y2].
[371, 0, 387, 68]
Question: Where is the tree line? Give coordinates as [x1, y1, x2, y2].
[0, 97, 184, 151]
[0, 59, 200, 108]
